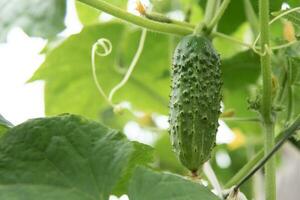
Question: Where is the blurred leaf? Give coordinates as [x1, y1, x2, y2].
[152, 0, 181, 13]
[128, 167, 220, 200]
[113, 142, 154, 195]
[214, 23, 250, 58]
[288, 57, 300, 85]
[76, 1, 101, 25]
[221, 50, 261, 133]
[30, 22, 171, 123]
[0, 114, 153, 199]
[108, 0, 128, 8]
[0, 114, 13, 136]
[0, 0, 66, 41]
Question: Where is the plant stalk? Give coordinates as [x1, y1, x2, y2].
[204, 0, 220, 23]
[77, 0, 193, 36]
[263, 122, 276, 200]
[259, 0, 276, 199]
[206, 0, 231, 32]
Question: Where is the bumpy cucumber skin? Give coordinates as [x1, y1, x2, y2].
[169, 34, 222, 172]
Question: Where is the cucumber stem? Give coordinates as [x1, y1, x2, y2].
[77, 0, 193, 36]
[206, 0, 231, 33]
[259, 0, 276, 199]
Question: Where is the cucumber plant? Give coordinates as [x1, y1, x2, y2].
[0, 0, 300, 200]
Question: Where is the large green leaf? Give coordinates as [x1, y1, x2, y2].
[0, 0, 66, 41]
[30, 22, 171, 121]
[128, 167, 220, 200]
[0, 114, 153, 200]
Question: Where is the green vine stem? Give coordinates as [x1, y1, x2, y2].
[144, 12, 195, 28]
[78, 0, 296, 52]
[259, 0, 276, 199]
[225, 115, 300, 188]
[77, 0, 193, 36]
[108, 29, 147, 102]
[221, 117, 260, 122]
[234, 115, 300, 190]
[243, 0, 259, 35]
[206, 0, 231, 33]
[204, 0, 220, 24]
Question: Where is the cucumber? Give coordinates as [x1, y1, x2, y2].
[169, 34, 222, 173]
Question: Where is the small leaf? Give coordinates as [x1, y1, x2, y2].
[128, 167, 221, 200]
[0, 0, 66, 41]
[0, 114, 153, 199]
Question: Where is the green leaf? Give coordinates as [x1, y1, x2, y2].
[113, 142, 154, 195]
[76, 1, 101, 25]
[0, 0, 66, 41]
[30, 22, 170, 121]
[0, 114, 13, 136]
[0, 114, 153, 199]
[128, 167, 221, 200]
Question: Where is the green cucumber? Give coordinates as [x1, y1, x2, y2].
[169, 34, 222, 173]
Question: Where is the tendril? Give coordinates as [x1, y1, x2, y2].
[108, 29, 147, 102]
[91, 29, 147, 113]
[91, 38, 114, 106]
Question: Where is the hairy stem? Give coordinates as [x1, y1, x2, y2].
[259, 0, 276, 199]
[259, 0, 272, 123]
[221, 117, 260, 122]
[77, 0, 193, 36]
[263, 122, 276, 200]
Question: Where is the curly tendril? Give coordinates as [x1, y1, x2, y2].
[91, 38, 113, 106]
[91, 29, 147, 112]
[108, 29, 147, 102]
